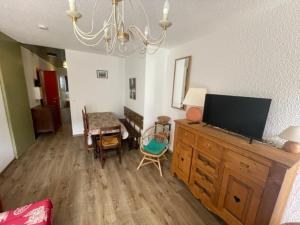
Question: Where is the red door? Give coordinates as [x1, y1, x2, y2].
[44, 71, 61, 130]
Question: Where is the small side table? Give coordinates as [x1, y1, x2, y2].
[155, 121, 171, 142]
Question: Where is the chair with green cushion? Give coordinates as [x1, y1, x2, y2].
[137, 124, 170, 176]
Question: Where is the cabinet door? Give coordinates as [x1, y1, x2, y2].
[173, 142, 193, 184]
[218, 168, 264, 225]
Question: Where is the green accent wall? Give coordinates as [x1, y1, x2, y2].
[0, 32, 35, 157]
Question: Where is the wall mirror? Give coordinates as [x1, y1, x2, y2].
[171, 56, 191, 110]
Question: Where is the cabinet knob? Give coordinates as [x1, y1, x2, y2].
[234, 195, 241, 203]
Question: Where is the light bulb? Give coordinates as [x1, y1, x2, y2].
[144, 26, 149, 38]
[163, 0, 170, 21]
[68, 0, 76, 12]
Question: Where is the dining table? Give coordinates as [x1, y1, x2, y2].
[87, 112, 129, 147]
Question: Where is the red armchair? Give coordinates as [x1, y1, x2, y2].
[0, 199, 52, 225]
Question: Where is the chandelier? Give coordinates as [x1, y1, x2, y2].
[66, 0, 172, 55]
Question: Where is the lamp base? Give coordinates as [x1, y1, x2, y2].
[282, 141, 300, 153]
[186, 107, 202, 123]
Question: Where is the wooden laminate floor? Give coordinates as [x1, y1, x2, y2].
[0, 125, 224, 225]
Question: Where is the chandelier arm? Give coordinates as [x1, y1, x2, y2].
[105, 30, 118, 55]
[72, 9, 113, 39]
[104, 4, 118, 54]
[73, 22, 104, 40]
[136, 0, 150, 28]
[82, 0, 100, 35]
[147, 31, 167, 46]
[128, 25, 167, 46]
[71, 0, 101, 36]
[148, 29, 167, 45]
[73, 25, 105, 47]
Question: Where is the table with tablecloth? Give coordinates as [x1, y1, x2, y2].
[87, 112, 128, 146]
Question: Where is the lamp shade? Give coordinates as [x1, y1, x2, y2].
[279, 126, 300, 143]
[34, 87, 42, 100]
[183, 88, 207, 107]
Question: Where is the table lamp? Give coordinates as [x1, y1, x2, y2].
[279, 126, 300, 153]
[183, 88, 207, 123]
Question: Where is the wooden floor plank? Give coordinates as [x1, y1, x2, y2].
[0, 125, 224, 225]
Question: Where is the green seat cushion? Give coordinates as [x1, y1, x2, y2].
[143, 139, 167, 155]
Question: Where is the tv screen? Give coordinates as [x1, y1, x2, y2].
[202, 94, 271, 140]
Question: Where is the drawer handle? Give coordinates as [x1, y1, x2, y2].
[181, 157, 184, 161]
[240, 162, 250, 169]
[202, 160, 208, 166]
[234, 196, 241, 203]
[195, 182, 204, 193]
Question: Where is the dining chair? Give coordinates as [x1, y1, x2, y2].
[82, 109, 89, 150]
[97, 125, 122, 168]
[137, 124, 169, 176]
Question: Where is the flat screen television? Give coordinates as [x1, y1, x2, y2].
[202, 94, 271, 141]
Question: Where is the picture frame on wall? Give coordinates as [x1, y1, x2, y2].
[96, 70, 108, 79]
[129, 78, 136, 100]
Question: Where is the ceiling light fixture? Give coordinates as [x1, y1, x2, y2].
[66, 0, 172, 56]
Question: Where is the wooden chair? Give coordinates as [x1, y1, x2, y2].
[137, 124, 169, 176]
[82, 109, 89, 150]
[122, 107, 143, 150]
[97, 125, 122, 168]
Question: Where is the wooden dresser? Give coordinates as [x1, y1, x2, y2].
[31, 105, 59, 136]
[171, 120, 300, 225]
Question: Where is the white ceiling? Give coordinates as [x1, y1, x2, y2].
[0, 0, 271, 53]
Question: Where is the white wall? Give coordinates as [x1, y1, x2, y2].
[0, 67, 15, 172]
[21, 47, 56, 108]
[143, 49, 169, 129]
[162, 0, 300, 150]
[124, 56, 145, 115]
[56, 68, 68, 107]
[66, 49, 125, 135]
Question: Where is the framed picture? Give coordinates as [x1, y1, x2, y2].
[129, 78, 136, 100]
[96, 70, 108, 79]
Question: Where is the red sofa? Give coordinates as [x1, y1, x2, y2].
[0, 199, 52, 225]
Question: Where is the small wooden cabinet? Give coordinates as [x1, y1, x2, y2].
[31, 105, 59, 136]
[171, 120, 300, 225]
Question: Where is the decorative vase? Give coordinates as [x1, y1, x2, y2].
[282, 141, 300, 153]
[186, 107, 202, 122]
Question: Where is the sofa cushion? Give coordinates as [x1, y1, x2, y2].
[0, 199, 52, 225]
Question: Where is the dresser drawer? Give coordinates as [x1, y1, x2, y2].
[177, 127, 195, 146]
[196, 135, 223, 160]
[192, 167, 215, 192]
[190, 179, 213, 203]
[224, 151, 269, 184]
[193, 149, 219, 177]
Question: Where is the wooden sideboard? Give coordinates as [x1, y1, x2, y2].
[171, 120, 300, 225]
[31, 105, 59, 136]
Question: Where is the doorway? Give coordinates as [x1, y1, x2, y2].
[0, 68, 15, 172]
[44, 71, 62, 130]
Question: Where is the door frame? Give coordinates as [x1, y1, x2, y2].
[0, 65, 18, 159]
